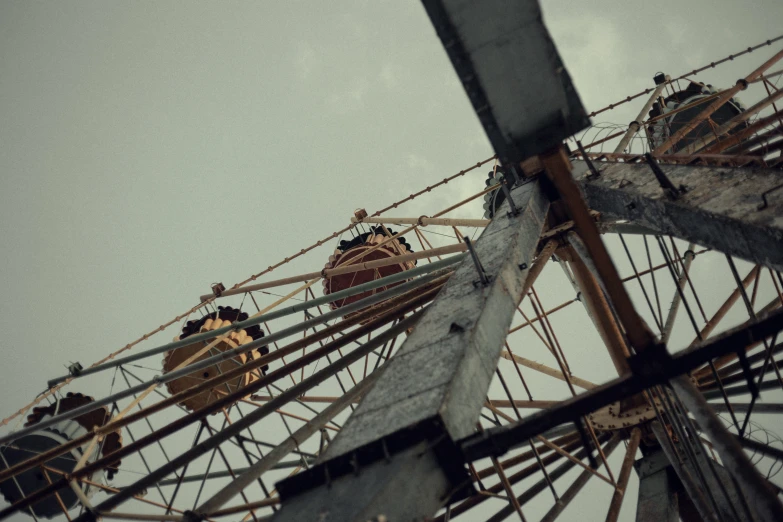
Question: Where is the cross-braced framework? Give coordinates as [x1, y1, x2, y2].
[2, 2, 783, 522]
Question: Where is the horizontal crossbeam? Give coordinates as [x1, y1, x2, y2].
[572, 159, 783, 271]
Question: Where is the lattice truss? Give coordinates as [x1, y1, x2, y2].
[1, 24, 783, 522]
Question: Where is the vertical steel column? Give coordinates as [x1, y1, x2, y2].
[271, 180, 549, 522]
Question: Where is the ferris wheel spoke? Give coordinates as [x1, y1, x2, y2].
[482, 435, 620, 522]
[0, 291, 427, 518]
[438, 435, 588, 522]
[604, 428, 642, 522]
[190, 373, 376, 517]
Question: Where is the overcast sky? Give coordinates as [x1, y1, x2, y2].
[1, 2, 783, 521]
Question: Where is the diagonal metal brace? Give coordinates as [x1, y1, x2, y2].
[500, 176, 521, 217]
[463, 237, 491, 286]
[644, 153, 687, 200]
[576, 140, 601, 179]
[736, 349, 760, 400]
[573, 418, 599, 469]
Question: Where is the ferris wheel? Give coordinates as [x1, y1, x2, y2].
[2, 3, 783, 522]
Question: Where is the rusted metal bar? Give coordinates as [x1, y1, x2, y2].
[487, 436, 621, 522]
[518, 239, 557, 303]
[269, 178, 550, 522]
[191, 373, 379, 517]
[41, 260, 452, 392]
[703, 108, 783, 154]
[699, 341, 783, 387]
[682, 87, 783, 154]
[538, 465, 593, 522]
[435, 436, 609, 522]
[536, 435, 613, 486]
[507, 299, 576, 334]
[529, 287, 574, 380]
[616, 234, 663, 332]
[40, 466, 72, 522]
[565, 244, 631, 375]
[730, 124, 783, 154]
[700, 357, 783, 390]
[695, 296, 782, 378]
[499, 351, 596, 390]
[543, 146, 657, 355]
[40, 469, 189, 517]
[67, 313, 423, 522]
[200, 246, 462, 300]
[473, 433, 580, 481]
[755, 136, 783, 157]
[0, 285, 437, 504]
[490, 456, 527, 521]
[653, 48, 783, 154]
[461, 307, 783, 461]
[645, 89, 725, 126]
[689, 266, 759, 350]
[351, 216, 490, 228]
[753, 67, 783, 83]
[620, 248, 709, 283]
[3, 282, 439, 487]
[604, 428, 642, 522]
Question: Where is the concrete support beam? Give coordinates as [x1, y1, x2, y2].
[271, 180, 549, 521]
[572, 159, 783, 271]
[634, 451, 680, 522]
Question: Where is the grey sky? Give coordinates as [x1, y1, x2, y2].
[1, 1, 783, 521]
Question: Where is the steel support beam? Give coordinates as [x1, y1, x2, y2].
[270, 180, 549, 521]
[572, 159, 783, 271]
[566, 246, 631, 375]
[460, 306, 783, 461]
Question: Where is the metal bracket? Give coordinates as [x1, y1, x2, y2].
[644, 153, 687, 200]
[463, 237, 491, 286]
[68, 362, 84, 377]
[211, 282, 226, 298]
[500, 177, 520, 217]
[758, 182, 783, 210]
[576, 140, 601, 179]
